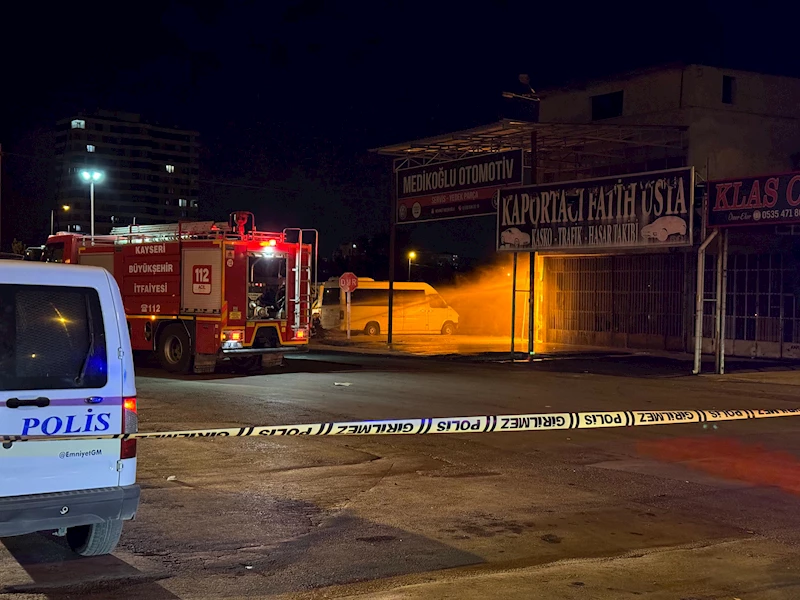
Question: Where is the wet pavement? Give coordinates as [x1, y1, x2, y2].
[313, 332, 547, 357]
[3, 352, 800, 598]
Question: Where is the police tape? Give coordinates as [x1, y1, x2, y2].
[7, 407, 800, 443]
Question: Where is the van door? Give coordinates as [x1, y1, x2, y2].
[398, 290, 428, 333]
[0, 281, 125, 497]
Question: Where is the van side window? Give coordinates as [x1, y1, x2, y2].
[351, 289, 389, 306]
[0, 285, 108, 391]
[322, 287, 341, 306]
[396, 290, 426, 306]
[428, 294, 448, 309]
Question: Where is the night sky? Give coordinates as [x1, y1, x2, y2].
[0, 0, 795, 256]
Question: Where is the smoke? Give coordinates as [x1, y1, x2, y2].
[438, 254, 532, 337]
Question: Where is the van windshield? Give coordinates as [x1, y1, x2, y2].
[0, 285, 108, 391]
[428, 294, 448, 309]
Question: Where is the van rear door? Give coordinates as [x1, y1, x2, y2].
[0, 278, 125, 497]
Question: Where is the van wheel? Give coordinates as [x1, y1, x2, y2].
[364, 322, 380, 336]
[67, 519, 123, 557]
[441, 321, 456, 335]
[158, 324, 192, 374]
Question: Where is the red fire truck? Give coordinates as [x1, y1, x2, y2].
[44, 212, 317, 375]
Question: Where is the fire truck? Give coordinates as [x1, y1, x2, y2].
[44, 212, 317, 375]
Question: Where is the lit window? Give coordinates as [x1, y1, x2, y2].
[166, 164, 175, 173]
[86, 144, 95, 153]
[178, 198, 188, 207]
[71, 119, 86, 129]
[190, 199, 199, 208]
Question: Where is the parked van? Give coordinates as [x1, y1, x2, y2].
[316, 277, 459, 335]
[0, 262, 140, 556]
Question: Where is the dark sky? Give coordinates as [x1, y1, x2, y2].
[0, 0, 795, 255]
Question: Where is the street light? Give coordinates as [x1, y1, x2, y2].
[408, 251, 416, 281]
[50, 205, 70, 236]
[79, 169, 104, 239]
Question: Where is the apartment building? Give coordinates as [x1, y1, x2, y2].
[54, 110, 199, 233]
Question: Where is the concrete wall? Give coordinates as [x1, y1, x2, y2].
[538, 65, 800, 180]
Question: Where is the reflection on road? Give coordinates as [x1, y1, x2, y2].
[639, 437, 800, 496]
[315, 334, 535, 356]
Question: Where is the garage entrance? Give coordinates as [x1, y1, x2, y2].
[543, 253, 689, 352]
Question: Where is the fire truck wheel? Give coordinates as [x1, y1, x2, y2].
[158, 324, 192, 374]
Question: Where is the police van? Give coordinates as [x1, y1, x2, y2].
[0, 262, 139, 556]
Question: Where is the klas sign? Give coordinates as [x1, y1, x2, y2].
[497, 168, 694, 252]
[707, 172, 800, 228]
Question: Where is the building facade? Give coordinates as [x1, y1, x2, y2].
[534, 64, 800, 359]
[54, 110, 200, 233]
[377, 63, 800, 363]
[537, 63, 800, 181]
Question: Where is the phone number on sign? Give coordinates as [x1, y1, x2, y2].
[755, 208, 800, 221]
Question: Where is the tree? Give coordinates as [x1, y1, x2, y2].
[11, 239, 25, 256]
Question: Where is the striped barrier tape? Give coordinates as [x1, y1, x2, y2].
[7, 407, 800, 443]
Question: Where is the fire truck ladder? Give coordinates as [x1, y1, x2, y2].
[109, 221, 232, 242]
[284, 228, 318, 333]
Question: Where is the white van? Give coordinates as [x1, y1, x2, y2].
[0, 262, 139, 556]
[316, 278, 459, 335]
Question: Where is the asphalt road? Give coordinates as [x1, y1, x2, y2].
[4, 352, 800, 599]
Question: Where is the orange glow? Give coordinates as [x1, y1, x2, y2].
[259, 239, 278, 247]
[438, 255, 532, 337]
[123, 397, 138, 413]
[296, 329, 306, 338]
[231, 331, 242, 341]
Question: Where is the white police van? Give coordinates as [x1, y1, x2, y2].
[0, 262, 139, 556]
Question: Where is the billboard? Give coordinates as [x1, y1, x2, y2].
[496, 167, 694, 252]
[396, 150, 523, 223]
[707, 172, 800, 228]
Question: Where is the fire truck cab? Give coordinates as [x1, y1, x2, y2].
[44, 212, 316, 375]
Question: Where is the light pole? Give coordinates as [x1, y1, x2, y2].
[50, 205, 70, 236]
[408, 251, 416, 281]
[79, 169, 104, 240]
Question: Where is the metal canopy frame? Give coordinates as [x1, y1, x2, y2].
[371, 119, 688, 182]
[372, 119, 690, 360]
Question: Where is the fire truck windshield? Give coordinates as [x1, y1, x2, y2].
[248, 254, 287, 320]
[43, 243, 66, 263]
